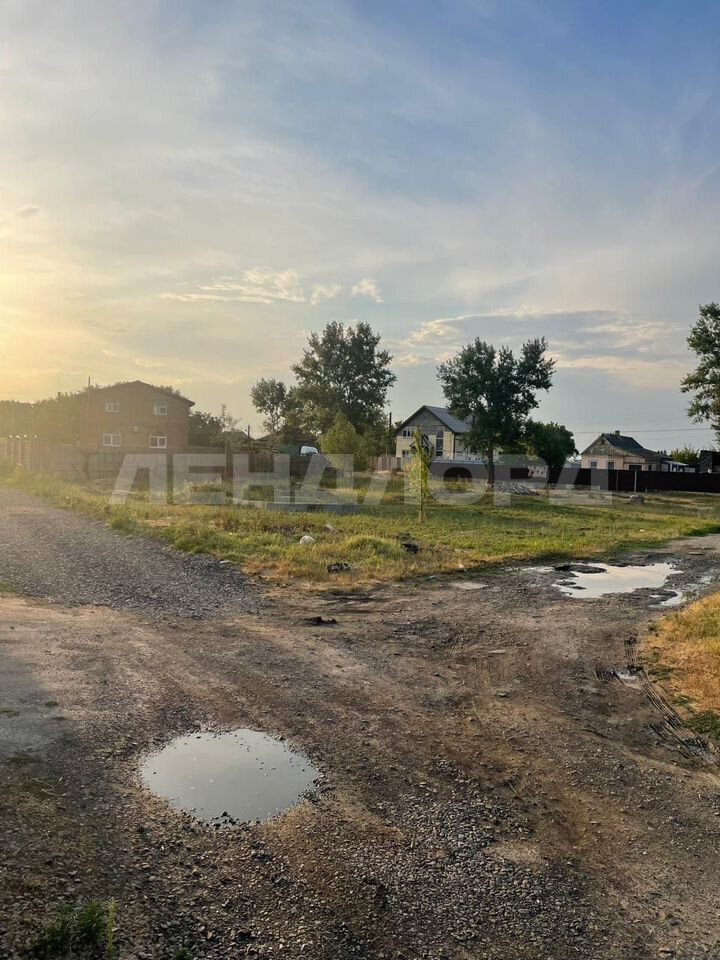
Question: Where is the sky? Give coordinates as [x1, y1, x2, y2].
[2, 0, 720, 451]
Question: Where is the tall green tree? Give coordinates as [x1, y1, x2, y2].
[523, 420, 577, 473]
[437, 338, 555, 486]
[291, 321, 396, 436]
[250, 379, 288, 437]
[682, 303, 720, 438]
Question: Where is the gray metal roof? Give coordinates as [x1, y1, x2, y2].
[581, 432, 660, 459]
[398, 405, 471, 434]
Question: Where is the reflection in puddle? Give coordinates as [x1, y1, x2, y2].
[554, 562, 678, 600]
[140, 729, 320, 826]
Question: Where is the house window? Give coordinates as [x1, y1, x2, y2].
[435, 431, 444, 457]
[607, 460, 615, 470]
[105, 401, 120, 413]
[589, 460, 598, 469]
[401, 428, 413, 438]
[149, 433, 167, 449]
[153, 402, 168, 416]
[102, 432, 121, 447]
[628, 463, 641, 471]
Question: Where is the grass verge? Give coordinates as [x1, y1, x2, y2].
[7, 472, 720, 586]
[643, 592, 720, 739]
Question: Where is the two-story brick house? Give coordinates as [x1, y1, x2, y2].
[79, 381, 194, 454]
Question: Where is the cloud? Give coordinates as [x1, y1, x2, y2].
[310, 282, 342, 305]
[15, 205, 39, 218]
[398, 309, 687, 389]
[351, 278, 383, 302]
[394, 352, 428, 367]
[404, 317, 464, 345]
[162, 269, 306, 305]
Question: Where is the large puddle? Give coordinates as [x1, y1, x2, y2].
[553, 561, 679, 600]
[140, 729, 320, 826]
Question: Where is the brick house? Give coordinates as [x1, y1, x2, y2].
[78, 381, 194, 454]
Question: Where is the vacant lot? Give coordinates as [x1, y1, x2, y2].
[3, 487, 720, 959]
[8, 473, 720, 584]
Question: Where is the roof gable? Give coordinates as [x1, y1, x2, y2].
[397, 405, 470, 435]
[581, 432, 660, 458]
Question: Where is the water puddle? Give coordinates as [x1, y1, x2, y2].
[552, 562, 679, 600]
[140, 729, 320, 826]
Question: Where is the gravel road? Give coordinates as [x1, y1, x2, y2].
[3, 488, 720, 959]
[0, 488, 258, 616]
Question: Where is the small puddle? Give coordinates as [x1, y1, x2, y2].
[140, 729, 320, 826]
[552, 562, 679, 600]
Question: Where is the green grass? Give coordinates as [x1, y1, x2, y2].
[30, 899, 117, 959]
[9, 472, 720, 586]
[686, 711, 720, 740]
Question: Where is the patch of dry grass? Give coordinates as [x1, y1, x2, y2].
[643, 593, 720, 722]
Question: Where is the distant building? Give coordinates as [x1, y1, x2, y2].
[699, 450, 720, 473]
[395, 406, 477, 462]
[78, 380, 194, 454]
[581, 431, 693, 472]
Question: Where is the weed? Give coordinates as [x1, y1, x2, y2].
[173, 950, 193, 960]
[105, 900, 116, 960]
[0, 707, 20, 717]
[30, 899, 116, 959]
[45, 700, 60, 708]
[686, 711, 720, 740]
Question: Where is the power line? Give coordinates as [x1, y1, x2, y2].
[573, 426, 711, 435]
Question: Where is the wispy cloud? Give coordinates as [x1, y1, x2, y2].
[310, 282, 343, 305]
[162, 269, 306, 305]
[351, 278, 383, 302]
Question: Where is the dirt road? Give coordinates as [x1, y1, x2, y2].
[2, 488, 720, 959]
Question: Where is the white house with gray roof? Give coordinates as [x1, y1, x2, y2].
[395, 405, 479, 462]
[580, 431, 692, 472]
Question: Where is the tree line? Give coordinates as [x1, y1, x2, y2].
[9, 301, 720, 470]
[250, 321, 577, 474]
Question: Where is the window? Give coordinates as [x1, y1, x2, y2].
[607, 460, 615, 470]
[149, 433, 167, 449]
[628, 463, 641, 471]
[401, 428, 413, 437]
[589, 460, 598, 468]
[153, 402, 168, 416]
[105, 401, 120, 413]
[102, 432, 121, 447]
[435, 430, 444, 457]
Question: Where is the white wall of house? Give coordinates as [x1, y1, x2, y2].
[580, 453, 658, 470]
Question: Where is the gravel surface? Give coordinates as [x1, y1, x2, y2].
[0, 488, 259, 617]
[3, 491, 720, 958]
